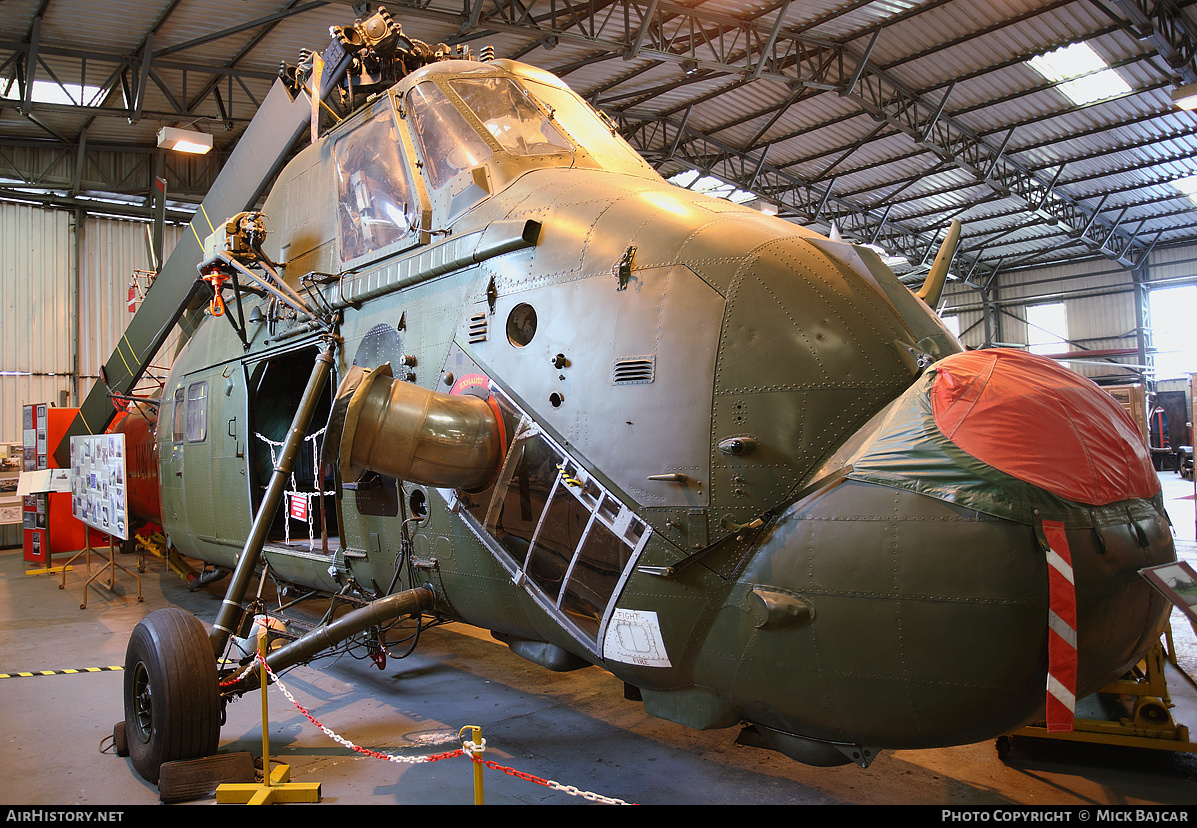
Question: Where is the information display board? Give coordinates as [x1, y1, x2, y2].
[69, 434, 128, 541]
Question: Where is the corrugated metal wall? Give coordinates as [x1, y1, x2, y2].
[0, 202, 75, 439]
[1, 205, 185, 546]
[1, 205, 184, 439]
[941, 243, 1197, 385]
[78, 216, 186, 402]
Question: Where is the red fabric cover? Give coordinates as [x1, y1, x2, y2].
[930, 349, 1158, 506]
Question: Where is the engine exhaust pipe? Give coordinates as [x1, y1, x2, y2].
[329, 363, 502, 492]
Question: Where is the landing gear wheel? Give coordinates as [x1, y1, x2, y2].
[123, 608, 221, 784]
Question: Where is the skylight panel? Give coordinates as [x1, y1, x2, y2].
[1172, 174, 1197, 206]
[1027, 42, 1130, 106]
[668, 169, 754, 203]
[2, 80, 105, 106]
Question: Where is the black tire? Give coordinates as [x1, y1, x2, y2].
[123, 608, 221, 784]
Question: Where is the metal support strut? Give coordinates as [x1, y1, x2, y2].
[209, 338, 337, 656]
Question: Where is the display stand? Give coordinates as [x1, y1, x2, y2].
[58, 532, 142, 610]
[61, 433, 139, 608]
[16, 467, 73, 575]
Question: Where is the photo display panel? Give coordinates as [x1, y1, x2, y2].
[70, 434, 128, 541]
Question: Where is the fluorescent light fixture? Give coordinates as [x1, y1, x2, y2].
[1027, 42, 1130, 106]
[157, 126, 213, 155]
[1172, 82, 1197, 110]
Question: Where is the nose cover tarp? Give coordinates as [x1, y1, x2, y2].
[929, 348, 1158, 507]
[842, 348, 1164, 526]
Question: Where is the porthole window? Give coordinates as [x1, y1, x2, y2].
[409, 488, 428, 520]
[506, 303, 537, 347]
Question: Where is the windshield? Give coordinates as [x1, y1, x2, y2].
[407, 81, 495, 191]
[333, 102, 419, 262]
[449, 76, 572, 158]
[518, 78, 650, 172]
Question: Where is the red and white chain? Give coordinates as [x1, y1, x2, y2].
[253, 652, 634, 804]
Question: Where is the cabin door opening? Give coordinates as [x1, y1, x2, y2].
[246, 345, 338, 551]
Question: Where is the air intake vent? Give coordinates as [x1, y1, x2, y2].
[613, 355, 655, 385]
[467, 313, 488, 344]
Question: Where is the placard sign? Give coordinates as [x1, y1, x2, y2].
[1141, 561, 1197, 627]
[69, 434, 128, 541]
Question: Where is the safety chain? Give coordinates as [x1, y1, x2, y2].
[255, 427, 336, 550]
[218, 658, 259, 688]
[254, 652, 634, 804]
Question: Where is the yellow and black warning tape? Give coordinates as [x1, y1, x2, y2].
[0, 666, 123, 679]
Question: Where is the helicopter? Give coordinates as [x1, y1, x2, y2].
[86, 7, 1173, 784]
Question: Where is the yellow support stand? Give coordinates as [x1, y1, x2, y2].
[216, 762, 322, 805]
[1001, 632, 1196, 757]
[216, 629, 321, 805]
[135, 529, 198, 583]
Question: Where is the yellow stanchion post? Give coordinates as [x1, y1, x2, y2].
[259, 628, 271, 790]
[216, 627, 322, 804]
[461, 725, 484, 805]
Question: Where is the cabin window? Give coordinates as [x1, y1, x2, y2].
[333, 102, 419, 263]
[172, 387, 185, 443]
[186, 381, 208, 443]
[406, 81, 494, 190]
[449, 77, 571, 158]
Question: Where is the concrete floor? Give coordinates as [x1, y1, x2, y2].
[2, 473, 1197, 807]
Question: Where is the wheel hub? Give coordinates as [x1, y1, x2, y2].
[131, 661, 153, 744]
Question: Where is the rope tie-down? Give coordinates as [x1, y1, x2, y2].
[226, 650, 636, 805]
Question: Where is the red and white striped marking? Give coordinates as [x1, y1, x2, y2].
[1041, 519, 1077, 733]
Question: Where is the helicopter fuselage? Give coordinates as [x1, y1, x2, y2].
[129, 56, 1174, 767]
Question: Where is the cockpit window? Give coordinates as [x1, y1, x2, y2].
[518, 79, 649, 171]
[407, 81, 494, 190]
[449, 77, 572, 158]
[333, 102, 418, 263]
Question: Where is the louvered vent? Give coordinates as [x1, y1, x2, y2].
[613, 355, 655, 385]
[467, 313, 488, 344]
